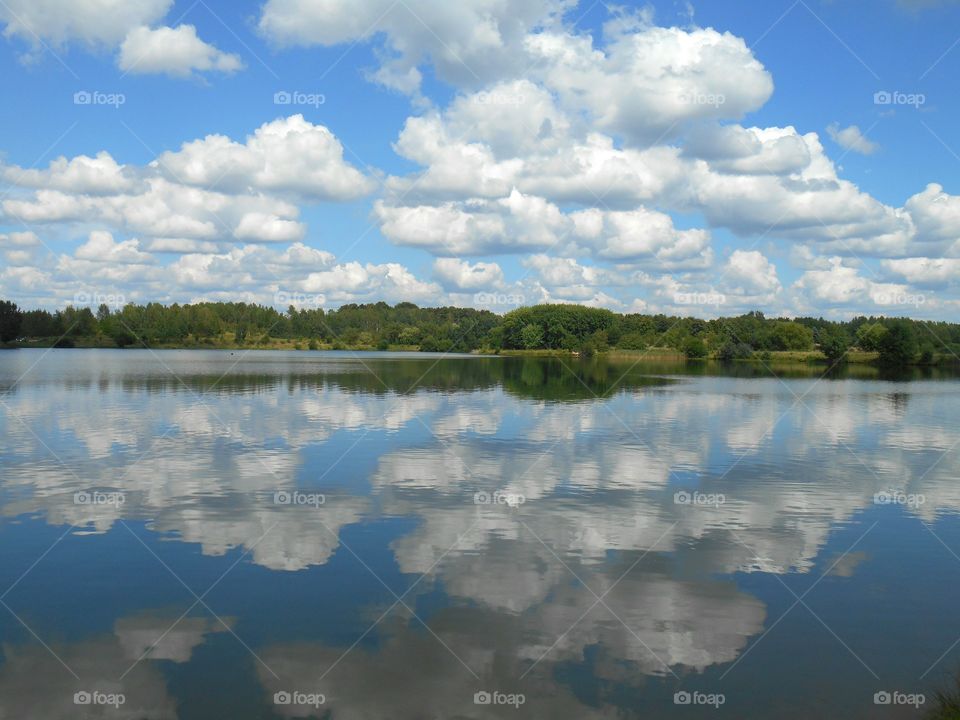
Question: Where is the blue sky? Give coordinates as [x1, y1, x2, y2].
[1, 0, 959, 318]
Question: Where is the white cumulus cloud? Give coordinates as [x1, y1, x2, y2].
[119, 24, 243, 77]
[826, 123, 879, 156]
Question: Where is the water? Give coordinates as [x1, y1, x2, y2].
[0, 349, 958, 718]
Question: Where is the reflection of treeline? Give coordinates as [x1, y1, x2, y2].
[2, 299, 958, 365]
[0, 356, 673, 400]
[3, 353, 950, 399]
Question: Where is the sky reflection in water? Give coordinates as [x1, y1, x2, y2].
[0, 349, 958, 718]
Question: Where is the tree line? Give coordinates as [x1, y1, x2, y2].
[0, 299, 956, 366]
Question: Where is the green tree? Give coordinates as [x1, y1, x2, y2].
[818, 326, 850, 364]
[520, 323, 544, 349]
[616, 332, 646, 350]
[398, 326, 421, 345]
[770, 321, 815, 351]
[193, 306, 221, 339]
[718, 341, 754, 361]
[0, 300, 23, 342]
[500, 305, 616, 350]
[856, 322, 887, 351]
[878, 321, 918, 365]
[682, 336, 708, 359]
[109, 325, 136, 348]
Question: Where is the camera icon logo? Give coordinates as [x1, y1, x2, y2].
[674, 691, 692, 705]
[274, 491, 292, 505]
[874, 91, 892, 105]
[674, 491, 691, 505]
[74, 691, 92, 705]
[274, 91, 292, 105]
[473, 491, 491, 505]
[274, 691, 292, 705]
[474, 691, 492, 705]
[74, 491, 91, 505]
[874, 691, 892, 705]
[74, 91, 92, 105]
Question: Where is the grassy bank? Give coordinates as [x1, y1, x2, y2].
[6, 338, 956, 369]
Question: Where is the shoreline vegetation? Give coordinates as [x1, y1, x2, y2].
[1, 299, 957, 368]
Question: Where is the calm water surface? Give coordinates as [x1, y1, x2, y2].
[0, 349, 959, 718]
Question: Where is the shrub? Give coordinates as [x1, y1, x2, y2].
[616, 332, 646, 351]
[878, 321, 918, 365]
[770, 321, 814, 351]
[718, 341, 754, 361]
[682, 336, 708, 359]
[819, 326, 850, 364]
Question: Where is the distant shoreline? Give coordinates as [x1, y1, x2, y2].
[2, 300, 957, 368]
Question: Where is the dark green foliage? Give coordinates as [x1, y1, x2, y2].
[520, 323, 544, 350]
[616, 332, 646, 350]
[500, 305, 617, 350]
[3, 298, 958, 365]
[856, 322, 888, 351]
[818, 325, 850, 364]
[769, 321, 815, 351]
[717, 341, 755, 362]
[682, 336, 708, 359]
[110, 326, 137, 348]
[0, 300, 22, 342]
[878, 320, 918, 365]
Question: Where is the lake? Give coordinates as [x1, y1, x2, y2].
[0, 349, 958, 718]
